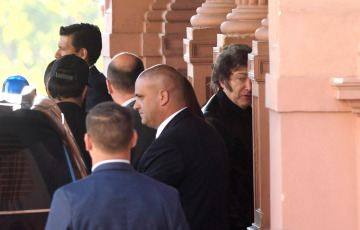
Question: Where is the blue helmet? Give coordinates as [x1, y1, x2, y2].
[2, 75, 29, 94]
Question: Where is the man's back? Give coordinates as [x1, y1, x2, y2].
[138, 108, 229, 230]
[46, 162, 189, 230]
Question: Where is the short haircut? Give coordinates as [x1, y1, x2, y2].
[107, 53, 144, 93]
[211, 43, 252, 91]
[139, 64, 204, 118]
[139, 64, 186, 102]
[59, 23, 102, 66]
[86, 102, 133, 153]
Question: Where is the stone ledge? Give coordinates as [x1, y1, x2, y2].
[331, 77, 360, 114]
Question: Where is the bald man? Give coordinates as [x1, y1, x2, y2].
[46, 102, 189, 230]
[134, 64, 230, 230]
[107, 52, 155, 168]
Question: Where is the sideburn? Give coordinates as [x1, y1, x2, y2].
[224, 79, 233, 92]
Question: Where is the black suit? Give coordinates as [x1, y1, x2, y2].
[85, 66, 113, 113]
[125, 100, 156, 169]
[138, 108, 229, 230]
[202, 89, 254, 229]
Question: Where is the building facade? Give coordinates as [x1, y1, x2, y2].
[102, 0, 360, 229]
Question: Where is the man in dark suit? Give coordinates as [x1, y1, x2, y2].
[45, 102, 189, 230]
[134, 64, 230, 230]
[202, 44, 254, 230]
[54, 23, 112, 112]
[106, 52, 156, 169]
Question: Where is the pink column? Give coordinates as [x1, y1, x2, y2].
[267, 0, 360, 229]
[142, 0, 171, 68]
[332, 79, 360, 230]
[247, 16, 270, 230]
[102, 0, 153, 72]
[160, 0, 204, 77]
[214, 0, 268, 59]
[183, 0, 235, 104]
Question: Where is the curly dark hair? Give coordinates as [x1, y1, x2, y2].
[59, 23, 102, 66]
[211, 44, 252, 91]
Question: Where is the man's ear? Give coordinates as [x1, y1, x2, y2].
[84, 133, 93, 152]
[159, 89, 169, 106]
[106, 80, 113, 95]
[219, 79, 226, 90]
[130, 130, 138, 149]
[77, 48, 88, 63]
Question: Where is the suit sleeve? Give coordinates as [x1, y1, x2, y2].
[45, 188, 72, 230]
[138, 143, 184, 187]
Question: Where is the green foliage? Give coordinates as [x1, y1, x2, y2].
[0, 0, 103, 95]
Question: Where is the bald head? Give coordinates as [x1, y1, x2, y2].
[107, 52, 144, 93]
[138, 64, 187, 104]
[134, 64, 187, 129]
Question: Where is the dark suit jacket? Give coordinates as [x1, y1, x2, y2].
[125, 100, 156, 169]
[45, 162, 189, 230]
[138, 108, 229, 230]
[85, 66, 113, 113]
[202, 89, 254, 229]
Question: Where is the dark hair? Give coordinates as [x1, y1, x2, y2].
[86, 102, 133, 153]
[211, 43, 252, 91]
[107, 54, 144, 93]
[59, 23, 102, 66]
[183, 79, 204, 120]
[44, 59, 56, 87]
[47, 77, 86, 99]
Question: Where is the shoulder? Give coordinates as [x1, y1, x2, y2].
[202, 94, 221, 117]
[88, 66, 107, 85]
[89, 65, 100, 75]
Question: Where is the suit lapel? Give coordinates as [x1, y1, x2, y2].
[160, 108, 190, 135]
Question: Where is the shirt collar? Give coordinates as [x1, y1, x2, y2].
[121, 97, 136, 107]
[91, 159, 130, 172]
[156, 107, 186, 138]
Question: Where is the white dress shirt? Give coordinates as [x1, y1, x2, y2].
[122, 97, 136, 107]
[92, 159, 130, 172]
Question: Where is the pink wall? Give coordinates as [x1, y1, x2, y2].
[268, 0, 360, 229]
